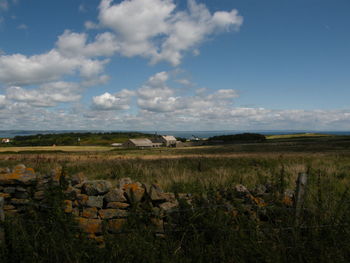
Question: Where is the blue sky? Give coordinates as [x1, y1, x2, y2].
[0, 0, 349, 130]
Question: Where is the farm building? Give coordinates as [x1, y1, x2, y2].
[122, 139, 162, 149]
[159, 135, 177, 147]
[1, 138, 10, 143]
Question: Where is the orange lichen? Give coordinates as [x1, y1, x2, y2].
[123, 183, 141, 192]
[76, 218, 102, 234]
[82, 207, 98, 219]
[282, 196, 293, 206]
[0, 193, 11, 199]
[63, 200, 73, 213]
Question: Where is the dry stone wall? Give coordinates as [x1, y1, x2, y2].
[0, 164, 296, 244]
[0, 164, 185, 242]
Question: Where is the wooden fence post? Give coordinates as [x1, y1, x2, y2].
[295, 173, 308, 225]
[0, 196, 5, 246]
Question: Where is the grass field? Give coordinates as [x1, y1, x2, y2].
[0, 145, 114, 152]
[1, 135, 350, 262]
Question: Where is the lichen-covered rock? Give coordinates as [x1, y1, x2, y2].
[10, 198, 30, 205]
[98, 209, 128, 219]
[4, 187, 16, 194]
[159, 201, 178, 213]
[118, 178, 132, 189]
[71, 172, 87, 186]
[82, 207, 98, 219]
[86, 196, 103, 208]
[144, 184, 167, 201]
[107, 219, 126, 233]
[0, 165, 36, 185]
[64, 186, 81, 200]
[77, 194, 89, 206]
[3, 204, 15, 211]
[64, 200, 73, 213]
[83, 180, 112, 196]
[124, 182, 145, 203]
[0, 168, 10, 174]
[0, 193, 11, 199]
[104, 188, 126, 203]
[15, 186, 27, 192]
[76, 218, 102, 234]
[107, 202, 130, 209]
[34, 191, 45, 200]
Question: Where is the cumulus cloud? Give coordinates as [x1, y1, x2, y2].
[0, 30, 118, 87]
[98, 0, 243, 65]
[92, 89, 134, 110]
[6, 81, 82, 107]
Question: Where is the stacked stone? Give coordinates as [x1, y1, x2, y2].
[62, 174, 181, 241]
[0, 164, 36, 216]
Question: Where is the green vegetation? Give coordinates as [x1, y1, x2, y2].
[266, 132, 331, 140]
[208, 132, 266, 143]
[1, 167, 350, 262]
[1, 135, 350, 262]
[8, 132, 154, 147]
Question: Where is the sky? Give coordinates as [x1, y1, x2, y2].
[0, 0, 349, 131]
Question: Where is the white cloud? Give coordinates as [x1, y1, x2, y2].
[97, 0, 243, 65]
[0, 30, 117, 86]
[17, 23, 27, 30]
[6, 81, 82, 107]
[92, 89, 134, 110]
[56, 30, 119, 57]
[85, 21, 99, 30]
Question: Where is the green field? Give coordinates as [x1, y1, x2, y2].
[1, 134, 350, 262]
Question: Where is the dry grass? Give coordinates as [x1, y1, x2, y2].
[0, 146, 113, 152]
[266, 133, 331, 139]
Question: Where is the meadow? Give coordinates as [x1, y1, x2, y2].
[1, 135, 350, 262]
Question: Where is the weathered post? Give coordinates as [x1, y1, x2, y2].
[0, 196, 5, 246]
[294, 173, 308, 225]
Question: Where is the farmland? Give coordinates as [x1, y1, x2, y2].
[1, 134, 350, 262]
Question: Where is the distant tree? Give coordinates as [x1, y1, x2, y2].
[208, 133, 266, 143]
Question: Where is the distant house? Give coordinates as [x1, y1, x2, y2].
[1, 138, 10, 143]
[122, 138, 162, 149]
[159, 135, 177, 147]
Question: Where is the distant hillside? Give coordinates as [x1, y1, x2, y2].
[9, 132, 154, 146]
[208, 133, 266, 143]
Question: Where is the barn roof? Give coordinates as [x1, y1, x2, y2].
[161, 135, 177, 141]
[129, 138, 154, 147]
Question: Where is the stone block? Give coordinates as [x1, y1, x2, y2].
[106, 202, 130, 209]
[83, 180, 112, 196]
[86, 196, 103, 208]
[124, 182, 145, 203]
[98, 209, 128, 219]
[0, 165, 36, 185]
[34, 191, 45, 200]
[104, 188, 126, 202]
[82, 207, 98, 219]
[76, 218, 102, 234]
[4, 187, 16, 194]
[118, 178, 132, 189]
